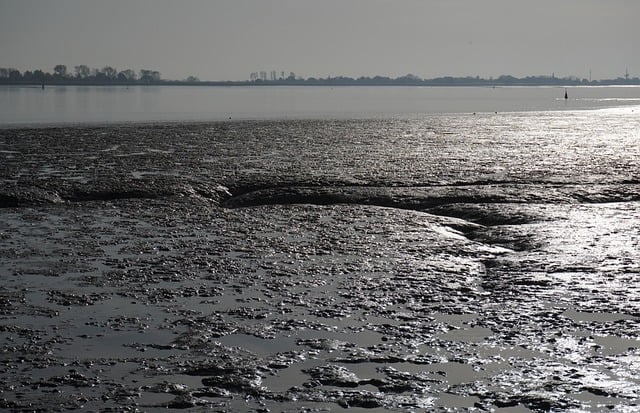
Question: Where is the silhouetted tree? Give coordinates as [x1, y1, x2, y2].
[54, 64, 68, 78]
[33, 70, 46, 82]
[74, 65, 91, 79]
[396, 73, 422, 84]
[117, 69, 136, 81]
[101, 66, 118, 80]
[0, 68, 22, 80]
[23, 70, 50, 82]
[8, 69, 22, 81]
[498, 75, 517, 83]
[139, 69, 161, 82]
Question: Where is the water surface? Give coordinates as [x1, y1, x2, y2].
[2, 84, 640, 126]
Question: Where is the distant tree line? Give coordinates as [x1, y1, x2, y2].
[2, 65, 639, 86]
[0, 65, 164, 84]
[247, 73, 640, 86]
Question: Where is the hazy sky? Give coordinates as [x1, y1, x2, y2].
[1, 0, 638, 81]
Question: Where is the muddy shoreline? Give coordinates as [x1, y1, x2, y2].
[2, 121, 640, 411]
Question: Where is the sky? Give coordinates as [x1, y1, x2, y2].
[0, 0, 638, 81]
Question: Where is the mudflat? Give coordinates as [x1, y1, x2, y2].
[2, 118, 640, 411]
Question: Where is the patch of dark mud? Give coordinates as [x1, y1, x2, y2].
[374, 366, 444, 392]
[221, 184, 521, 211]
[304, 364, 362, 388]
[47, 290, 111, 306]
[222, 183, 640, 211]
[303, 363, 443, 394]
[13, 259, 98, 278]
[0, 187, 65, 207]
[0, 324, 64, 360]
[427, 203, 545, 226]
[0, 179, 230, 208]
[200, 374, 264, 396]
[471, 228, 544, 251]
[32, 370, 101, 388]
[0, 392, 91, 412]
[284, 387, 387, 409]
[66, 180, 230, 205]
[490, 395, 581, 412]
[0, 288, 59, 317]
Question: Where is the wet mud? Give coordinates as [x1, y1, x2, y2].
[1, 118, 640, 411]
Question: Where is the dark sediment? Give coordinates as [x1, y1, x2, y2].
[1, 119, 640, 411]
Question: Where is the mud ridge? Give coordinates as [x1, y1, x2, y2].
[221, 183, 640, 225]
[0, 181, 231, 207]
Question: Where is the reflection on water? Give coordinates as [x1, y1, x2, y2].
[2, 84, 640, 126]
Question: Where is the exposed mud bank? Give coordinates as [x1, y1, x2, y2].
[2, 119, 640, 411]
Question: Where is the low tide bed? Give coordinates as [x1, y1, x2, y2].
[1, 116, 640, 411]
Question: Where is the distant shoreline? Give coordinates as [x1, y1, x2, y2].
[2, 78, 640, 88]
[3, 65, 638, 87]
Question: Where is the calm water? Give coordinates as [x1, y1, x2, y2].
[2, 84, 640, 126]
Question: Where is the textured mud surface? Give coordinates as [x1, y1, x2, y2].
[1, 117, 640, 411]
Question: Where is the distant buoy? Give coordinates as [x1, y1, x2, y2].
[564, 89, 568, 99]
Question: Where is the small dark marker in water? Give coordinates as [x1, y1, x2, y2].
[564, 89, 568, 99]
